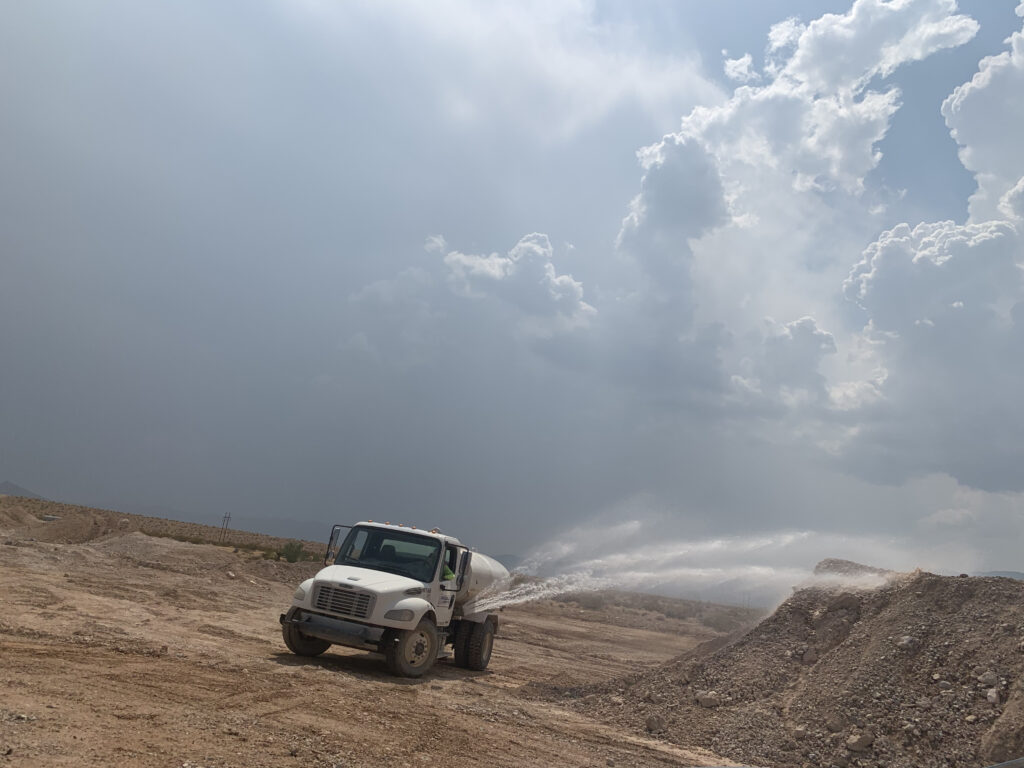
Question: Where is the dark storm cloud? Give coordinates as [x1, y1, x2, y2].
[3, 0, 1024, 577]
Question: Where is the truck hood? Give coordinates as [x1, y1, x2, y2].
[314, 564, 424, 592]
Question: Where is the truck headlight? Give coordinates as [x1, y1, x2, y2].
[384, 609, 414, 622]
[293, 586, 306, 601]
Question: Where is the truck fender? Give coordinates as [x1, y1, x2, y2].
[382, 597, 435, 628]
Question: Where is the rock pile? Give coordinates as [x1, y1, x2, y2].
[564, 564, 1024, 768]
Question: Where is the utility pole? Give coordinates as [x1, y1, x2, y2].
[219, 510, 231, 543]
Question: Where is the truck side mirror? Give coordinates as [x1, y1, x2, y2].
[457, 550, 472, 590]
[324, 524, 349, 566]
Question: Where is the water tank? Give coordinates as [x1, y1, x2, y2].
[456, 552, 509, 605]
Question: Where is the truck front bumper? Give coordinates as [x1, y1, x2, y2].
[280, 607, 386, 651]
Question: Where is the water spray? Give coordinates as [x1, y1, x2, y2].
[465, 525, 908, 613]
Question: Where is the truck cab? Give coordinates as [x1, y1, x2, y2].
[280, 521, 507, 677]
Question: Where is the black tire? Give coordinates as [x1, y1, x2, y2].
[282, 621, 331, 657]
[452, 621, 473, 668]
[384, 619, 438, 677]
[465, 620, 494, 671]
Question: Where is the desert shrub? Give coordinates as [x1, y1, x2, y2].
[574, 592, 607, 611]
[665, 605, 695, 620]
[279, 542, 305, 563]
[702, 612, 741, 633]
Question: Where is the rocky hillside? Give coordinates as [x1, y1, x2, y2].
[563, 562, 1024, 768]
[0, 496, 323, 556]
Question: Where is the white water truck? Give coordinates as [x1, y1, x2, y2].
[280, 521, 509, 677]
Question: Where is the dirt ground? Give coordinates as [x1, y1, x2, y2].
[0, 500, 742, 768]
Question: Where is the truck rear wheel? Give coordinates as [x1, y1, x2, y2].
[465, 620, 494, 671]
[452, 621, 473, 668]
[282, 621, 331, 657]
[384, 620, 438, 677]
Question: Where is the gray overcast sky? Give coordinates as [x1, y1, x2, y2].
[3, 1, 1024, 584]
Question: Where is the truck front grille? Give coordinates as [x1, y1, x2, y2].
[312, 583, 374, 619]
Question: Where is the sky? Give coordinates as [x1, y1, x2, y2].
[2, 0, 1024, 589]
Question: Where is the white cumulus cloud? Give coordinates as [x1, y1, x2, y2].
[942, 2, 1024, 222]
[724, 52, 759, 83]
[828, 7, 1024, 491]
[781, 0, 977, 95]
[444, 233, 596, 330]
[840, 217, 1024, 490]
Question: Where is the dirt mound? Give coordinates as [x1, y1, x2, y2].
[568, 567, 1024, 768]
[0, 496, 322, 554]
[89, 532, 240, 574]
[0, 502, 39, 531]
[84, 531, 319, 585]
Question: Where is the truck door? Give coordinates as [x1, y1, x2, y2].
[431, 544, 459, 627]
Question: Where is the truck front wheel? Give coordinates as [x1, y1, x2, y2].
[384, 619, 438, 677]
[282, 621, 331, 657]
[465, 620, 494, 671]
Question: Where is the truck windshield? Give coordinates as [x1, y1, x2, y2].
[334, 527, 441, 582]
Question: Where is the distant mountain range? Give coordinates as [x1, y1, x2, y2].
[0, 481, 44, 499]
